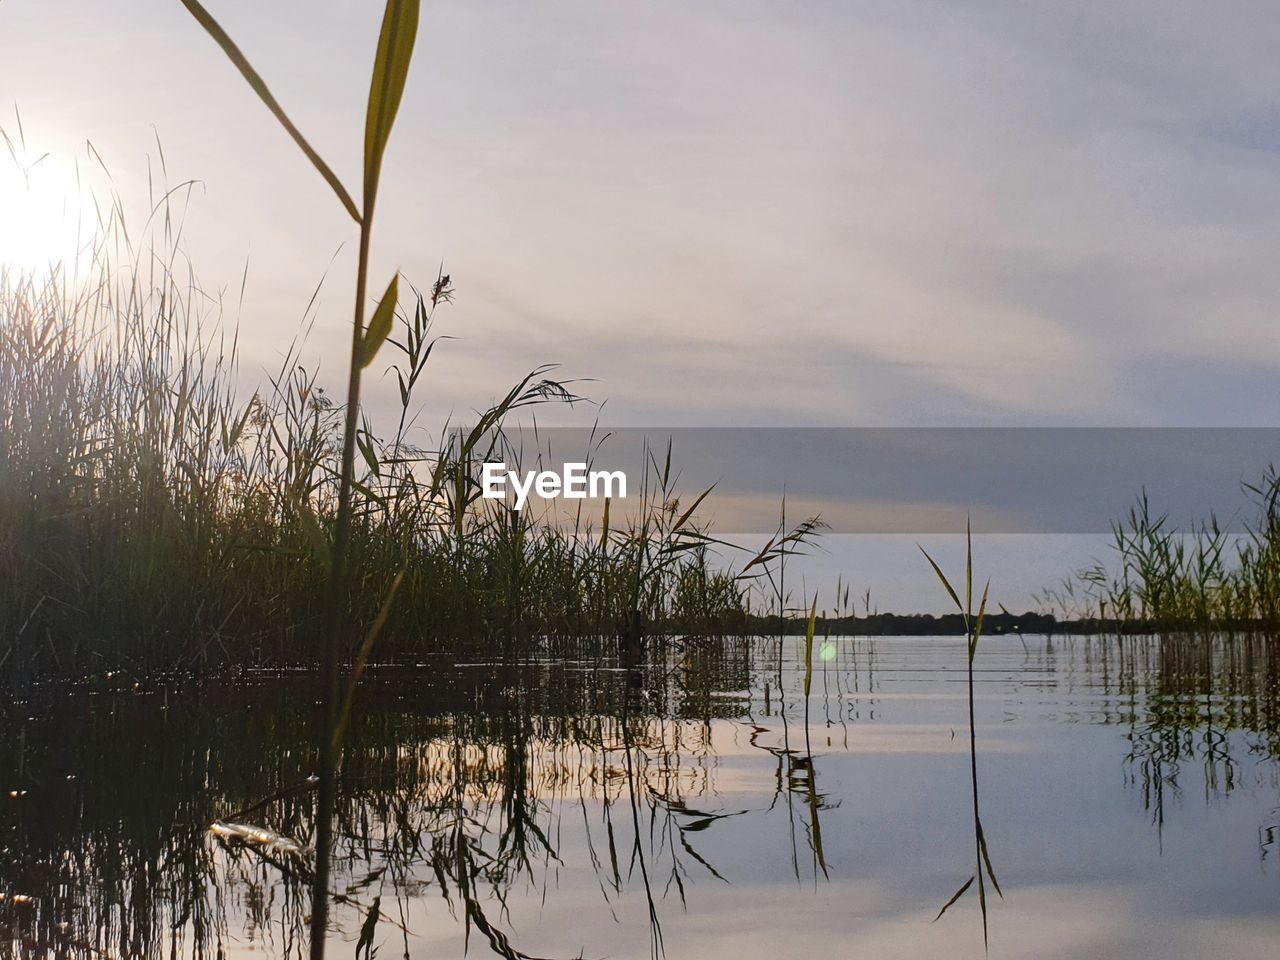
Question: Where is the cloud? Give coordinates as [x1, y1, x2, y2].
[5, 0, 1280, 431]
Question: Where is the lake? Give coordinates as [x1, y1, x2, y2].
[3, 634, 1278, 959]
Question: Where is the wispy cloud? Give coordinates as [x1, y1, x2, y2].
[3, 0, 1278, 430]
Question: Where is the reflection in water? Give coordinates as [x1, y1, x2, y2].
[2, 633, 1279, 959]
[919, 548, 1002, 947]
[1083, 634, 1280, 851]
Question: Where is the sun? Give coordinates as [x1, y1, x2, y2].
[0, 152, 99, 281]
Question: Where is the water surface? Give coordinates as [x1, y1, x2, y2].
[2, 635, 1278, 958]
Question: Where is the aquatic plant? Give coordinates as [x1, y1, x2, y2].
[0, 5, 811, 956]
[0, 175, 787, 683]
[172, 1, 426, 949]
[922, 525, 1001, 949]
[1051, 473, 1280, 634]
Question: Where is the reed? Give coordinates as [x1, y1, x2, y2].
[2, 6, 816, 950]
[922, 524, 1001, 950]
[0, 177, 792, 687]
[1046, 473, 1280, 634]
[0, 53, 826, 959]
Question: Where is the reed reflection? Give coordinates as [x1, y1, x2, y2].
[0, 647, 758, 959]
[3, 630, 1280, 959]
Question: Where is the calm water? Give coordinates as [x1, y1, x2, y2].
[3, 635, 1279, 959]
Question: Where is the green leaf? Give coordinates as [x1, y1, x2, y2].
[919, 546, 962, 613]
[803, 593, 818, 697]
[296, 502, 330, 568]
[363, 0, 421, 211]
[351, 479, 387, 507]
[361, 274, 399, 368]
[223, 397, 255, 452]
[971, 579, 990, 664]
[178, 0, 360, 223]
[934, 875, 974, 922]
[357, 430, 381, 478]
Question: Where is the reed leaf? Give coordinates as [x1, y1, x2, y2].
[971, 579, 989, 664]
[672, 483, 716, 533]
[934, 875, 974, 921]
[919, 546, 962, 613]
[802, 593, 818, 698]
[363, 0, 421, 211]
[361, 273, 399, 368]
[978, 821, 1002, 898]
[297, 502, 330, 569]
[177, 0, 361, 223]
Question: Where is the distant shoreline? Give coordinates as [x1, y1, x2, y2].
[749, 612, 1258, 636]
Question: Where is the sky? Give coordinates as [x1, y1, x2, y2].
[3, 1, 1280, 610]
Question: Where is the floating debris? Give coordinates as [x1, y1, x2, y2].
[209, 821, 308, 857]
[0, 893, 34, 905]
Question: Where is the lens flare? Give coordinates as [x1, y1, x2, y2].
[0, 154, 98, 281]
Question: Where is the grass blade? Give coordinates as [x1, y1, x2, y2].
[297, 502, 330, 569]
[671, 483, 716, 533]
[363, 0, 421, 210]
[977, 821, 1002, 898]
[361, 273, 399, 368]
[934, 875, 974, 922]
[803, 593, 818, 697]
[919, 546, 962, 613]
[177, 0, 361, 223]
[971, 579, 990, 664]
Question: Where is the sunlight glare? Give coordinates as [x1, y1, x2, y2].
[0, 154, 99, 281]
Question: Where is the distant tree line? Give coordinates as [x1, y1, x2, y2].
[747, 610, 1059, 637]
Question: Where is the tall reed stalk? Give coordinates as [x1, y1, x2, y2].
[175, 3, 420, 955]
[3, 10, 826, 950]
[922, 524, 1001, 949]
